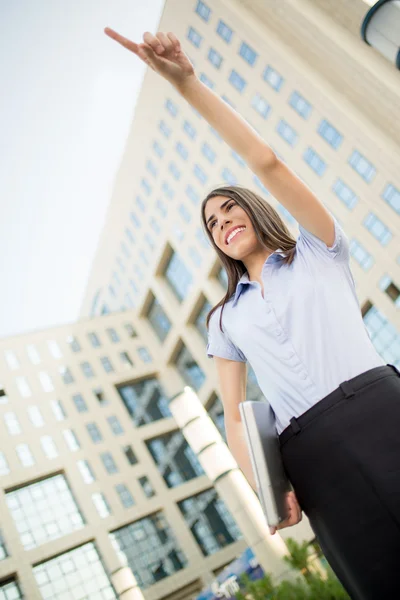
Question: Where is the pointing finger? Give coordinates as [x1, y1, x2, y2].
[104, 28, 139, 54]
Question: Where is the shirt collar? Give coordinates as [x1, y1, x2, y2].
[232, 251, 285, 307]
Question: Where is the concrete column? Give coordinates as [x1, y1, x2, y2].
[111, 566, 145, 600]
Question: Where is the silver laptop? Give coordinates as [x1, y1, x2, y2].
[239, 401, 290, 527]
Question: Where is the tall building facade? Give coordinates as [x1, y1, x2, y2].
[1, 0, 400, 598]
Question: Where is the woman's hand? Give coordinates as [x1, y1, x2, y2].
[270, 491, 302, 535]
[104, 29, 195, 91]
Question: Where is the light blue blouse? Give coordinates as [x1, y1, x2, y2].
[207, 218, 385, 433]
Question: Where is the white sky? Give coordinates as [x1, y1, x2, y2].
[0, 0, 165, 339]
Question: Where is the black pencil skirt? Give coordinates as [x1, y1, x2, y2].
[279, 364, 400, 600]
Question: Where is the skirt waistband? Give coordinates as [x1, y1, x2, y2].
[279, 364, 400, 447]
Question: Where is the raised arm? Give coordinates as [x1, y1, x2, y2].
[104, 28, 335, 246]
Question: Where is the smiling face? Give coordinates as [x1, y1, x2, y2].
[204, 195, 260, 259]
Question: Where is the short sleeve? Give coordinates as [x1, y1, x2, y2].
[297, 217, 349, 263]
[206, 308, 246, 362]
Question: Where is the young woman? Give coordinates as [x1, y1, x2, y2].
[104, 28, 400, 598]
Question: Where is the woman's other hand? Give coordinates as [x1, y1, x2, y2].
[104, 29, 195, 91]
[270, 490, 302, 535]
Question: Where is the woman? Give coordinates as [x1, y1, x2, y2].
[104, 28, 400, 598]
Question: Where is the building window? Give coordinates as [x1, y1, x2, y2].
[303, 147, 327, 176]
[363, 304, 400, 368]
[138, 347, 152, 363]
[147, 297, 172, 342]
[165, 98, 178, 117]
[193, 163, 208, 185]
[123, 445, 138, 465]
[109, 513, 187, 589]
[348, 150, 376, 183]
[0, 387, 8, 405]
[239, 41, 258, 66]
[136, 195, 146, 214]
[288, 91, 312, 119]
[175, 344, 206, 391]
[16, 443, 35, 467]
[138, 475, 155, 498]
[201, 142, 216, 164]
[67, 335, 81, 352]
[195, 299, 212, 343]
[120, 351, 134, 368]
[0, 452, 10, 476]
[32, 543, 117, 599]
[379, 275, 400, 305]
[38, 371, 54, 393]
[179, 204, 191, 223]
[88, 332, 101, 348]
[63, 429, 80, 452]
[26, 343, 41, 364]
[100, 356, 114, 373]
[263, 65, 284, 91]
[165, 252, 193, 302]
[168, 161, 181, 181]
[141, 177, 152, 194]
[199, 72, 214, 89]
[178, 488, 241, 556]
[78, 459, 96, 484]
[195, 0, 211, 21]
[86, 422, 103, 444]
[0, 529, 8, 560]
[107, 415, 124, 436]
[47, 340, 62, 359]
[5, 474, 85, 550]
[276, 119, 298, 146]
[146, 431, 204, 488]
[187, 26, 203, 48]
[208, 47, 223, 69]
[382, 183, 400, 215]
[40, 435, 58, 459]
[228, 69, 246, 93]
[101, 452, 118, 474]
[106, 327, 120, 343]
[332, 178, 358, 210]
[251, 93, 271, 119]
[125, 323, 137, 338]
[92, 492, 112, 518]
[186, 184, 200, 205]
[0, 580, 23, 599]
[27, 406, 45, 427]
[176, 141, 189, 160]
[363, 212, 392, 246]
[153, 140, 164, 158]
[183, 120, 197, 139]
[81, 361, 95, 378]
[115, 484, 135, 508]
[318, 119, 343, 149]
[51, 399, 67, 421]
[4, 412, 21, 435]
[197, 227, 210, 250]
[117, 378, 171, 426]
[216, 19, 233, 43]
[72, 393, 87, 413]
[159, 120, 171, 138]
[15, 376, 31, 398]
[189, 246, 202, 267]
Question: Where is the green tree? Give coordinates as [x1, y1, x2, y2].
[283, 539, 312, 582]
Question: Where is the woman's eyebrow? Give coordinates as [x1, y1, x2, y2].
[206, 199, 231, 226]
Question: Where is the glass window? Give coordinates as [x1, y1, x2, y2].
[0, 386, 8, 405]
[364, 304, 400, 368]
[216, 19, 233, 43]
[138, 347, 152, 363]
[201, 142, 216, 163]
[141, 177, 152, 195]
[228, 69, 246, 93]
[208, 47, 223, 69]
[183, 120, 197, 139]
[130, 211, 141, 229]
[27, 405, 45, 427]
[125, 323, 137, 338]
[51, 399, 67, 421]
[120, 351, 134, 368]
[138, 475, 155, 498]
[186, 184, 200, 206]
[15, 376, 31, 398]
[165, 252, 193, 302]
[195, 0, 211, 21]
[288, 91, 312, 119]
[60, 366, 74, 384]
[348, 150, 376, 183]
[318, 119, 343, 149]
[92, 492, 111, 518]
[40, 435, 58, 459]
[47, 340, 63, 358]
[187, 26, 202, 48]
[72, 393, 88, 412]
[81, 361, 95, 378]
[153, 140, 164, 158]
[0, 580, 23, 599]
[221, 167, 237, 185]
[303, 147, 327, 176]
[165, 98, 178, 117]
[276, 119, 298, 146]
[169, 161, 181, 180]
[251, 93, 271, 119]
[193, 163, 208, 185]
[63, 429, 80, 451]
[195, 299, 212, 342]
[106, 327, 120, 343]
[115, 483, 135, 508]
[38, 370, 54, 392]
[5, 474, 85, 550]
[156, 198, 168, 218]
[93, 387, 108, 406]
[263, 65, 284, 91]
[86, 422, 103, 443]
[26, 343, 41, 364]
[16, 443, 35, 467]
[178, 488, 241, 556]
[0, 529, 8, 560]
[175, 344, 206, 391]
[239, 41, 257, 66]
[33, 542, 117, 599]
[101, 452, 118, 474]
[231, 150, 246, 167]
[4, 412, 21, 435]
[146, 159, 158, 178]
[123, 445, 138, 465]
[189, 246, 202, 267]
[110, 514, 187, 589]
[117, 378, 171, 426]
[67, 335, 81, 352]
[332, 178, 358, 210]
[382, 183, 400, 215]
[125, 227, 135, 244]
[0, 452, 10, 476]
[176, 141, 188, 160]
[107, 415, 124, 436]
[197, 227, 210, 250]
[78, 459, 96, 484]
[179, 204, 191, 223]
[363, 213, 392, 246]
[199, 72, 214, 89]
[4, 350, 19, 370]
[379, 275, 400, 306]
[147, 296, 172, 342]
[100, 356, 114, 373]
[150, 216, 161, 235]
[159, 119, 171, 138]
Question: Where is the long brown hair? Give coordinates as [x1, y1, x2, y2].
[201, 185, 297, 331]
